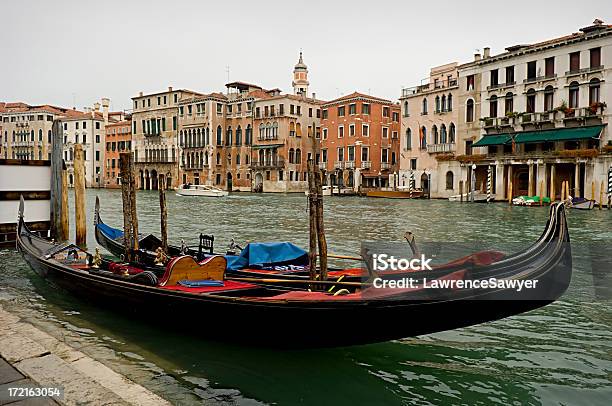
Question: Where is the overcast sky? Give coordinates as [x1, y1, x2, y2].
[1, 0, 610, 111]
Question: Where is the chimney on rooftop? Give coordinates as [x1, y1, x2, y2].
[168, 86, 173, 92]
[93, 102, 100, 112]
[483, 47, 490, 58]
[139, 91, 143, 97]
[101, 98, 110, 124]
[474, 53, 481, 61]
[312, 92, 316, 99]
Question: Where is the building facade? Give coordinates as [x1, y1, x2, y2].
[460, 20, 612, 203]
[104, 119, 132, 188]
[320, 93, 400, 190]
[399, 63, 460, 197]
[131, 87, 201, 190]
[0, 103, 71, 161]
[176, 53, 323, 193]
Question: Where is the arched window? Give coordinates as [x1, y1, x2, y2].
[216, 152, 221, 165]
[569, 81, 579, 108]
[296, 123, 302, 137]
[259, 123, 264, 139]
[490, 95, 498, 117]
[245, 124, 252, 145]
[226, 126, 232, 146]
[47, 130, 51, 143]
[447, 93, 453, 111]
[446, 171, 454, 190]
[422, 98, 428, 114]
[179, 130, 184, 146]
[432, 125, 438, 144]
[526, 88, 536, 113]
[441, 95, 447, 112]
[289, 148, 295, 164]
[405, 128, 412, 150]
[466, 99, 474, 122]
[420, 126, 427, 149]
[197, 128, 202, 147]
[236, 125, 242, 145]
[30, 130, 34, 141]
[544, 85, 554, 111]
[38, 129, 42, 141]
[435, 96, 440, 113]
[216, 126, 222, 145]
[295, 148, 301, 164]
[440, 124, 447, 144]
[449, 123, 456, 143]
[289, 122, 296, 137]
[589, 78, 600, 105]
[403, 100, 408, 116]
[273, 122, 278, 138]
[236, 154, 241, 165]
[504, 92, 514, 114]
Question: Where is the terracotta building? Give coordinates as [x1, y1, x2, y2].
[320, 93, 400, 190]
[104, 119, 132, 188]
[177, 53, 323, 192]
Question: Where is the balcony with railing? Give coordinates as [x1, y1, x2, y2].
[380, 162, 391, 170]
[523, 74, 557, 84]
[401, 78, 458, 98]
[251, 158, 285, 169]
[361, 161, 372, 169]
[345, 161, 355, 169]
[318, 162, 327, 170]
[487, 81, 516, 91]
[565, 65, 603, 77]
[334, 161, 344, 169]
[426, 143, 456, 153]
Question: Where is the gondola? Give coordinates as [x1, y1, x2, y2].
[17, 198, 572, 347]
[93, 197, 507, 283]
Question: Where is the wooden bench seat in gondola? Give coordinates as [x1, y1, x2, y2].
[158, 255, 227, 287]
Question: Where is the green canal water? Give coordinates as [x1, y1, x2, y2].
[1, 190, 611, 405]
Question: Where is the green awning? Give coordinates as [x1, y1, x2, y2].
[473, 125, 604, 147]
[514, 125, 603, 143]
[473, 134, 511, 147]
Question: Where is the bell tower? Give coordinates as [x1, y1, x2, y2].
[292, 51, 309, 96]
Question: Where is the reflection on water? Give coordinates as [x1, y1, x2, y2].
[1, 189, 611, 405]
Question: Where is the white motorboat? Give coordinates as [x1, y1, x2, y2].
[449, 192, 488, 202]
[176, 184, 229, 197]
[304, 185, 333, 197]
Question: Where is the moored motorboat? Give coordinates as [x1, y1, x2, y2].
[19, 198, 572, 347]
[304, 186, 332, 197]
[449, 192, 488, 202]
[176, 184, 228, 197]
[367, 190, 424, 199]
[568, 196, 595, 210]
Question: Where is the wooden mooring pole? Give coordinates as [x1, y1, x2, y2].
[119, 152, 138, 261]
[158, 174, 168, 253]
[314, 164, 328, 281]
[73, 144, 86, 247]
[459, 180, 463, 203]
[50, 120, 68, 241]
[307, 160, 318, 280]
[599, 180, 604, 210]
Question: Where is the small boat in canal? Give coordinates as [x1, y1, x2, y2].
[18, 198, 572, 347]
[449, 192, 488, 202]
[567, 196, 595, 210]
[176, 184, 229, 197]
[304, 185, 332, 197]
[367, 190, 424, 199]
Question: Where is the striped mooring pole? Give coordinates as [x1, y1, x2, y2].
[486, 166, 492, 203]
[409, 172, 415, 192]
[608, 166, 612, 209]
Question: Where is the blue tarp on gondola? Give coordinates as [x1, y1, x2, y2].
[226, 242, 308, 271]
[97, 222, 124, 240]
